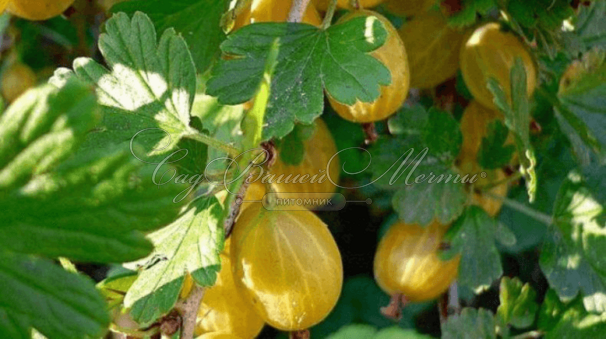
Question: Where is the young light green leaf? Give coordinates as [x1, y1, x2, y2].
[497, 277, 539, 329]
[443, 206, 503, 293]
[539, 171, 606, 313]
[112, 0, 226, 72]
[0, 144, 186, 263]
[97, 270, 138, 309]
[546, 310, 606, 339]
[51, 12, 197, 158]
[487, 58, 537, 202]
[441, 308, 497, 339]
[0, 79, 184, 263]
[0, 252, 109, 339]
[478, 120, 516, 170]
[207, 17, 390, 140]
[124, 197, 224, 326]
[191, 93, 244, 173]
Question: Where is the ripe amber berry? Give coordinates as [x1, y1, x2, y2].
[269, 119, 340, 196]
[385, 0, 435, 17]
[457, 160, 508, 217]
[313, 0, 385, 11]
[458, 100, 513, 164]
[460, 23, 537, 110]
[233, 0, 322, 30]
[398, 10, 467, 89]
[231, 205, 343, 331]
[196, 240, 265, 338]
[374, 221, 460, 302]
[1, 62, 36, 103]
[328, 10, 409, 123]
[7, 0, 75, 21]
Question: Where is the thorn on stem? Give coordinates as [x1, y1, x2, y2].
[380, 293, 407, 320]
[362, 122, 378, 145]
[261, 141, 277, 168]
[289, 329, 310, 339]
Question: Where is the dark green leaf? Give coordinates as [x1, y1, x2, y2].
[448, 0, 497, 28]
[556, 49, 606, 161]
[0, 252, 109, 339]
[496, 277, 539, 329]
[51, 12, 197, 158]
[478, 120, 516, 170]
[124, 197, 224, 326]
[112, 0, 227, 72]
[538, 289, 583, 332]
[539, 171, 606, 313]
[326, 324, 432, 339]
[443, 206, 503, 293]
[441, 308, 496, 339]
[207, 17, 390, 140]
[275, 123, 316, 166]
[507, 0, 573, 31]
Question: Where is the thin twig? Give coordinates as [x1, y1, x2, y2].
[224, 174, 253, 237]
[321, 0, 338, 29]
[175, 286, 205, 339]
[184, 128, 241, 158]
[447, 282, 461, 316]
[288, 0, 312, 22]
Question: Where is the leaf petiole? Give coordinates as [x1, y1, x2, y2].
[322, 0, 338, 30]
[483, 192, 553, 225]
[184, 128, 241, 158]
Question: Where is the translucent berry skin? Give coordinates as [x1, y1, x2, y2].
[269, 119, 340, 197]
[458, 100, 514, 164]
[327, 10, 410, 123]
[460, 23, 537, 110]
[231, 205, 343, 331]
[458, 159, 508, 217]
[374, 221, 460, 302]
[7, 0, 76, 21]
[233, 0, 322, 30]
[1, 62, 36, 103]
[399, 10, 467, 89]
[385, 0, 435, 17]
[195, 240, 265, 338]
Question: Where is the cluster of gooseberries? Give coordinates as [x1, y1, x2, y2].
[188, 0, 538, 337]
[4, 0, 538, 338]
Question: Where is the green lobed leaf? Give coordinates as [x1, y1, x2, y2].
[448, 0, 497, 28]
[0, 252, 109, 339]
[441, 308, 497, 339]
[506, 0, 573, 31]
[496, 277, 539, 329]
[538, 289, 583, 332]
[207, 17, 390, 140]
[51, 12, 197, 158]
[478, 120, 516, 170]
[371, 106, 467, 226]
[487, 58, 537, 202]
[275, 122, 316, 166]
[97, 270, 138, 309]
[556, 49, 606, 161]
[112, 0, 227, 72]
[124, 197, 224, 326]
[561, 1, 606, 57]
[0, 144, 186, 263]
[443, 206, 503, 293]
[539, 171, 606, 313]
[191, 92, 244, 173]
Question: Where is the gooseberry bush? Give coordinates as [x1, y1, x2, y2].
[1, 0, 605, 338]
